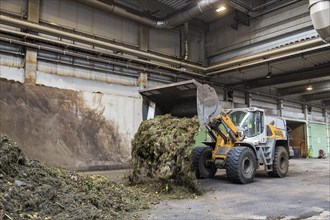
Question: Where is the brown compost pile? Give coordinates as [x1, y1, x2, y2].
[0, 79, 129, 170]
[128, 114, 201, 192]
[0, 134, 147, 220]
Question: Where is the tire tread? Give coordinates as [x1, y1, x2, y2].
[226, 147, 256, 184]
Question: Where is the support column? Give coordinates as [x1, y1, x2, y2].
[303, 104, 309, 121]
[245, 92, 252, 107]
[25, 51, 38, 84]
[138, 73, 148, 89]
[183, 22, 189, 60]
[200, 32, 207, 66]
[180, 22, 189, 60]
[278, 99, 284, 117]
[322, 109, 328, 123]
[138, 25, 149, 52]
[24, 0, 40, 84]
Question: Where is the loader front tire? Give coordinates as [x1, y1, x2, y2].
[226, 147, 257, 184]
[192, 147, 203, 179]
[268, 146, 289, 178]
[192, 146, 216, 179]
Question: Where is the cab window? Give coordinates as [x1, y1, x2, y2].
[229, 110, 264, 137]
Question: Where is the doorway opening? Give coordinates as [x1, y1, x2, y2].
[286, 120, 307, 158]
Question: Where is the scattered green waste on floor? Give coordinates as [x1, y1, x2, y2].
[0, 134, 148, 220]
[128, 114, 201, 193]
[0, 115, 203, 219]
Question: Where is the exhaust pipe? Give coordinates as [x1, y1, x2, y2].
[309, 0, 330, 42]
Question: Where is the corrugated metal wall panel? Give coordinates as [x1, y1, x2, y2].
[0, 0, 26, 15]
[189, 38, 202, 63]
[40, 0, 139, 46]
[0, 53, 23, 68]
[149, 29, 180, 57]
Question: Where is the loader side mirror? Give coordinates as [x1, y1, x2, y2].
[236, 126, 246, 141]
[238, 130, 246, 141]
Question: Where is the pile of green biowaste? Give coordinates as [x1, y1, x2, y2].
[0, 115, 204, 219]
[0, 134, 149, 220]
[128, 114, 202, 193]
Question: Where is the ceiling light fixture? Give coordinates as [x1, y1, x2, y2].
[266, 64, 272, 79]
[216, 6, 226, 12]
[306, 84, 313, 91]
[266, 72, 272, 79]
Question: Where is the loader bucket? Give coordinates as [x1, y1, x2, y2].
[139, 79, 221, 127]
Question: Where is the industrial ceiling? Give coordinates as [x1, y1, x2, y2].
[93, 0, 330, 108]
[0, 0, 329, 109]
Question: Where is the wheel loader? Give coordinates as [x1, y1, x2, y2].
[139, 80, 290, 184]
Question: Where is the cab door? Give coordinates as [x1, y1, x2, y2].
[255, 111, 267, 144]
[244, 111, 267, 144]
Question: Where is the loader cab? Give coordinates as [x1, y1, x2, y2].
[228, 108, 267, 144]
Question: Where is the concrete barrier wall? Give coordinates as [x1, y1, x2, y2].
[0, 65, 142, 170]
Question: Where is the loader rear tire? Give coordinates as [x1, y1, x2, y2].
[225, 147, 257, 184]
[192, 146, 216, 179]
[268, 146, 289, 178]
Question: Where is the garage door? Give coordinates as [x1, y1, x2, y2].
[308, 123, 328, 158]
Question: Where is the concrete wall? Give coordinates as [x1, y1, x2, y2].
[0, 35, 143, 169]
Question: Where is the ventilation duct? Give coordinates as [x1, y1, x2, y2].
[309, 0, 330, 42]
[156, 0, 223, 29]
[76, 0, 224, 29]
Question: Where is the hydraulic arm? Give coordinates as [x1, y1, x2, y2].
[207, 110, 240, 145]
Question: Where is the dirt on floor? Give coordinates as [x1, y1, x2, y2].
[0, 79, 129, 169]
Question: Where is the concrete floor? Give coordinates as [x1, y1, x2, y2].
[139, 158, 330, 220]
[82, 158, 330, 219]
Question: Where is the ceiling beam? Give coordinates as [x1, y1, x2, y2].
[241, 62, 330, 89]
[279, 81, 330, 96]
[302, 91, 330, 101]
[322, 100, 330, 106]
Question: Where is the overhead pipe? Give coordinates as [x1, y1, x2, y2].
[0, 15, 327, 77]
[38, 56, 175, 85]
[40, 57, 139, 87]
[76, 0, 224, 29]
[207, 43, 330, 75]
[1, 39, 327, 109]
[0, 27, 199, 78]
[309, 0, 330, 42]
[207, 38, 325, 75]
[0, 15, 205, 73]
[156, 0, 224, 29]
[75, 0, 156, 27]
[0, 35, 193, 80]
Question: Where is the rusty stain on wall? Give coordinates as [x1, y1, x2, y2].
[0, 79, 130, 170]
